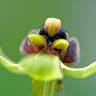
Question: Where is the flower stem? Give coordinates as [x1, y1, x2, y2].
[32, 80, 55, 96]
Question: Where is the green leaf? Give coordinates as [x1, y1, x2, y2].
[20, 54, 63, 81]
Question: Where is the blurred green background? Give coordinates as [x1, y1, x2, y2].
[0, 0, 96, 96]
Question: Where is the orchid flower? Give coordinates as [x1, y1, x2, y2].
[0, 18, 96, 96]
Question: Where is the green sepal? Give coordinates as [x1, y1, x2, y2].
[20, 54, 63, 81]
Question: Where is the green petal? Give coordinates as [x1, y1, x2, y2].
[61, 61, 96, 79]
[20, 54, 63, 81]
[0, 56, 24, 74]
[28, 34, 47, 46]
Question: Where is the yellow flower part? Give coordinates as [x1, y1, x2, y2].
[52, 39, 69, 52]
[45, 18, 61, 37]
[28, 34, 47, 46]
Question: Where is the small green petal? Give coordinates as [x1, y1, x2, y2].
[20, 54, 63, 81]
[0, 56, 24, 74]
[61, 61, 96, 79]
[28, 34, 47, 46]
[52, 39, 69, 51]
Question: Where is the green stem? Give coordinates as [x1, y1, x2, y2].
[32, 80, 55, 96]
